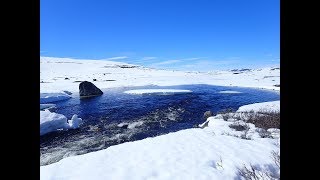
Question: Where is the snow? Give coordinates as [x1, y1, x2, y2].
[40, 104, 56, 110]
[237, 101, 280, 112]
[40, 110, 82, 136]
[40, 110, 69, 136]
[218, 90, 242, 94]
[124, 89, 192, 95]
[117, 122, 129, 128]
[117, 121, 144, 129]
[40, 101, 280, 180]
[267, 128, 280, 139]
[67, 115, 83, 129]
[127, 121, 144, 129]
[40, 92, 71, 103]
[40, 56, 280, 94]
[40, 56, 280, 179]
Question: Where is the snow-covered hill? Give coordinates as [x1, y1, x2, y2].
[40, 56, 280, 93]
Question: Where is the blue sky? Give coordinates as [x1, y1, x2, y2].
[41, 0, 279, 71]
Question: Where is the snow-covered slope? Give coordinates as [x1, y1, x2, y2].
[40, 102, 280, 180]
[40, 57, 280, 93]
[237, 101, 280, 112]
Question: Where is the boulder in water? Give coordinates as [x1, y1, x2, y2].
[79, 81, 103, 98]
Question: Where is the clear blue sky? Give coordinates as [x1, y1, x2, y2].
[41, 0, 279, 71]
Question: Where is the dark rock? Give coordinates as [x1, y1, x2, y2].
[79, 81, 103, 98]
[118, 65, 139, 68]
[231, 69, 250, 72]
[65, 77, 69, 80]
[63, 91, 72, 95]
[120, 124, 129, 129]
[93, 79, 97, 81]
[229, 123, 248, 131]
[274, 84, 280, 87]
[203, 110, 213, 120]
[239, 68, 251, 72]
[263, 76, 279, 79]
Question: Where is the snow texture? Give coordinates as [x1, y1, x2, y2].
[40, 57, 280, 179]
[67, 115, 83, 129]
[40, 101, 280, 180]
[40, 56, 280, 94]
[40, 92, 71, 103]
[124, 89, 192, 95]
[40, 110, 82, 136]
[237, 101, 280, 112]
[218, 90, 242, 94]
[40, 104, 56, 110]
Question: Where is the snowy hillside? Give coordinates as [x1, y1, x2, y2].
[40, 57, 280, 93]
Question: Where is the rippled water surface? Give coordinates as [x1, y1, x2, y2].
[40, 84, 279, 166]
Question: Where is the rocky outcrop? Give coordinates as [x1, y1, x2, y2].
[79, 81, 103, 98]
[203, 110, 213, 120]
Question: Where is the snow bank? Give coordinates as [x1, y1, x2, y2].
[40, 110, 82, 136]
[124, 89, 192, 95]
[218, 90, 242, 94]
[40, 110, 69, 136]
[67, 115, 83, 129]
[237, 100, 280, 112]
[40, 93, 71, 103]
[40, 104, 56, 110]
[41, 121, 278, 180]
[40, 100, 280, 180]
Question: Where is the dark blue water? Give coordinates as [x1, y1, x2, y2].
[40, 84, 279, 165]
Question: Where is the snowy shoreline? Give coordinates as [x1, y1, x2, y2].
[41, 101, 280, 180]
[40, 57, 280, 180]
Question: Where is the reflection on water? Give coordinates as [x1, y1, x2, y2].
[40, 84, 279, 166]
